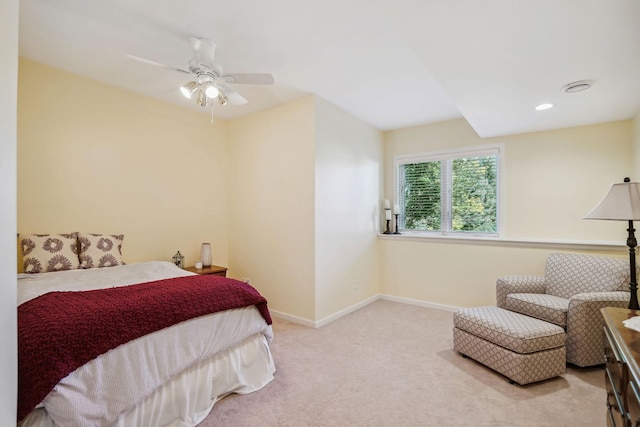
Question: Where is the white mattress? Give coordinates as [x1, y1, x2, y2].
[18, 261, 275, 427]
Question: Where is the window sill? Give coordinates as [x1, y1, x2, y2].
[377, 231, 624, 251]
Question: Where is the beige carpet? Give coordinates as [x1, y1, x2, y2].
[200, 299, 605, 426]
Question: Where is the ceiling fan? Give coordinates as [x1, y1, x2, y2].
[127, 37, 275, 108]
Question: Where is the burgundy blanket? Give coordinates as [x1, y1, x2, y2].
[17, 274, 271, 422]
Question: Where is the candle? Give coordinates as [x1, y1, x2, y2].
[385, 209, 392, 220]
[384, 199, 390, 209]
[393, 204, 400, 214]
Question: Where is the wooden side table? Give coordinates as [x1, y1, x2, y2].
[184, 265, 228, 277]
[601, 307, 640, 426]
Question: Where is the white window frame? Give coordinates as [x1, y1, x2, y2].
[394, 144, 504, 238]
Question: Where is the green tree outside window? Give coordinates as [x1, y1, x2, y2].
[398, 150, 498, 234]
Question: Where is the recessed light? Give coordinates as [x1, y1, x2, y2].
[535, 103, 554, 111]
[562, 80, 594, 93]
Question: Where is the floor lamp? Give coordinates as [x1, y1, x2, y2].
[585, 177, 640, 310]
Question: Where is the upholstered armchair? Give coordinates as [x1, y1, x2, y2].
[496, 253, 630, 367]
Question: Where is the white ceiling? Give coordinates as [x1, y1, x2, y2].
[18, 0, 640, 137]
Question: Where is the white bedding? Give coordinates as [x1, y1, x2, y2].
[18, 261, 197, 305]
[18, 261, 275, 427]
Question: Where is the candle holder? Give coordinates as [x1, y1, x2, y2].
[383, 208, 392, 234]
[172, 250, 185, 269]
[393, 214, 401, 234]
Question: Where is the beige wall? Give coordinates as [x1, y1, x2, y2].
[1, 0, 18, 421]
[381, 118, 632, 308]
[384, 118, 631, 242]
[17, 59, 229, 269]
[227, 96, 383, 324]
[15, 59, 638, 323]
[227, 96, 317, 321]
[314, 97, 382, 320]
[16, 60, 382, 325]
[501, 122, 632, 240]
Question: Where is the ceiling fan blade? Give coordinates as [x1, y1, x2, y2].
[190, 37, 216, 68]
[221, 73, 275, 85]
[126, 54, 190, 74]
[218, 84, 248, 106]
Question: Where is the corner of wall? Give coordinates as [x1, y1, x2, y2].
[1, 0, 18, 421]
[226, 97, 317, 321]
[313, 97, 383, 320]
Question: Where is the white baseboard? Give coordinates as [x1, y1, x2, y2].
[270, 294, 460, 328]
[315, 294, 380, 328]
[378, 294, 461, 312]
[269, 310, 317, 328]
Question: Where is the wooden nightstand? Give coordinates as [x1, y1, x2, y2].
[184, 265, 228, 277]
[602, 307, 640, 426]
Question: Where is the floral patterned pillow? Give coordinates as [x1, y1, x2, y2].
[78, 233, 125, 268]
[20, 233, 80, 274]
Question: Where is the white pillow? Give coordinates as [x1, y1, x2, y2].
[20, 233, 80, 273]
[78, 233, 125, 268]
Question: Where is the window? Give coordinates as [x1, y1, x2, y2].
[395, 146, 500, 236]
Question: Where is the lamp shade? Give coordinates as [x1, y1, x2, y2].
[584, 181, 640, 221]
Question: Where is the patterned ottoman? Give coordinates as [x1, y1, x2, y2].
[453, 306, 566, 385]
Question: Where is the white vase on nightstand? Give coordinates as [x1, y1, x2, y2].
[200, 243, 212, 267]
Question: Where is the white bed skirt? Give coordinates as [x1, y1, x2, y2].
[20, 332, 275, 427]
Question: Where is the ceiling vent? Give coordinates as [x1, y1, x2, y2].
[562, 80, 594, 94]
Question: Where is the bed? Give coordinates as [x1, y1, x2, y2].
[17, 260, 276, 427]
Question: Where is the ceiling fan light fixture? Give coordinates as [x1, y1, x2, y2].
[196, 89, 208, 106]
[180, 81, 198, 99]
[130, 39, 275, 112]
[204, 83, 219, 98]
